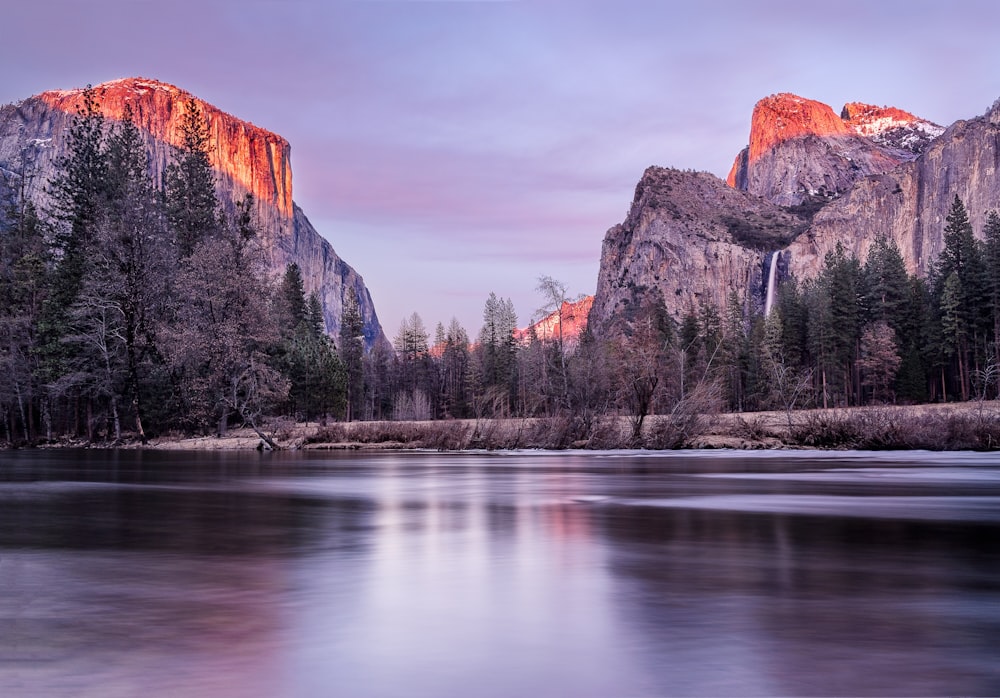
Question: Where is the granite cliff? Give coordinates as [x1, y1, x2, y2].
[727, 93, 942, 206]
[787, 99, 1000, 280]
[0, 78, 387, 349]
[592, 94, 997, 337]
[590, 167, 806, 334]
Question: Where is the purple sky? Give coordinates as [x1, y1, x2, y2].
[6, 0, 1000, 338]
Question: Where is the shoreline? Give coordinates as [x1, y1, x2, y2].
[8, 402, 1000, 452]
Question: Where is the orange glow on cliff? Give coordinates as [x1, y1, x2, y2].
[40, 78, 293, 218]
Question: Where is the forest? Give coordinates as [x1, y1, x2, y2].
[3, 90, 1000, 448]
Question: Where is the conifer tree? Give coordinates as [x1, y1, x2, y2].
[338, 288, 366, 420]
[0, 159, 48, 443]
[280, 263, 308, 330]
[164, 98, 219, 257]
[863, 236, 910, 330]
[440, 318, 471, 418]
[476, 293, 518, 414]
[984, 210, 1000, 379]
[933, 196, 988, 401]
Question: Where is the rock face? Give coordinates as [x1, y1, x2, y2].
[589, 167, 808, 334]
[515, 296, 594, 347]
[727, 93, 942, 206]
[787, 100, 1000, 280]
[592, 95, 994, 337]
[0, 77, 387, 349]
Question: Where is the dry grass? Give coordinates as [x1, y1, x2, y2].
[69, 401, 1000, 452]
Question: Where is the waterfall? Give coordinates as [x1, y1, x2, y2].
[764, 251, 780, 317]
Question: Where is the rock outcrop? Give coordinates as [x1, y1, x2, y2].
[727, 93, 942, 206]
[0, 78, 387, 349]
[589, 167, 807, 334]
[787, 100, 1000, 280]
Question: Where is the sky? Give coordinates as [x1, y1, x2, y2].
[5, 0, 1000, 338]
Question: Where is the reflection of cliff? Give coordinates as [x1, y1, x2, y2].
[0, 78, 387, 348]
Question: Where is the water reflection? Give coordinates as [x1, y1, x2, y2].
[1, 450, 999, 696]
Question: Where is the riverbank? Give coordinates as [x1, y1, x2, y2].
[96, 401, 1000, 452]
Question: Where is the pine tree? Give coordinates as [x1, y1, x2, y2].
[338, 288, 365, 420]
[939, 272, 966, 399]
[476, 292, 518, 415]
[440, 318, 471, 418]
[280, 263, 308, 330]
[164, 98, 219, 258]
[863, 236, 910, 330]
[984, 210, 1000, 382]
[933, 196, 988, 401]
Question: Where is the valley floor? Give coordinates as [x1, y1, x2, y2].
[110, 401, 1000, 452]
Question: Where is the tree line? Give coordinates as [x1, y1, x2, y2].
[366, 194, 1000, 445]
[3, 88, 1000, 447]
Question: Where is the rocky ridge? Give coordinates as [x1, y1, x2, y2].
[727, 93, 942, 206]
[0, 77, 387, 349]
[589, 167, 806, 333]
[787, 100, 1000, 280]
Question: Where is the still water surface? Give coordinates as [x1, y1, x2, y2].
[1, 448, 999, 697]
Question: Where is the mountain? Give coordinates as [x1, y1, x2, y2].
[591, 93, 996, 335]
[0, 77, 388, 349]
[726, 93, 942, 206]
[787, 99, 1000, 280]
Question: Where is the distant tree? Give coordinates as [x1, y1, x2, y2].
[39, 86, 110, 432]
[984, 210, 1000, 382]
[863, 236, 910, 330]
[393, 312, 436, 420]
[939, 271, 967, 400]
[475, 292, 518, 415]
[613, 302, 671, 445]
[534, 275, 574, 407]
[932, 197, 988, 401]
[439, 318, 471, 418]
[394, 312, 429, 360]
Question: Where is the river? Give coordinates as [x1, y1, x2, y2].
[1, 449, 999, 696]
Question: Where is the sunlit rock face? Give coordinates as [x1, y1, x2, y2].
[0, 77, 387, 349]
[727, 93, 943, 206]
[39, 78, 293, 218]
[841, 102, 944, 154]
[515, 296, 594, 347]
